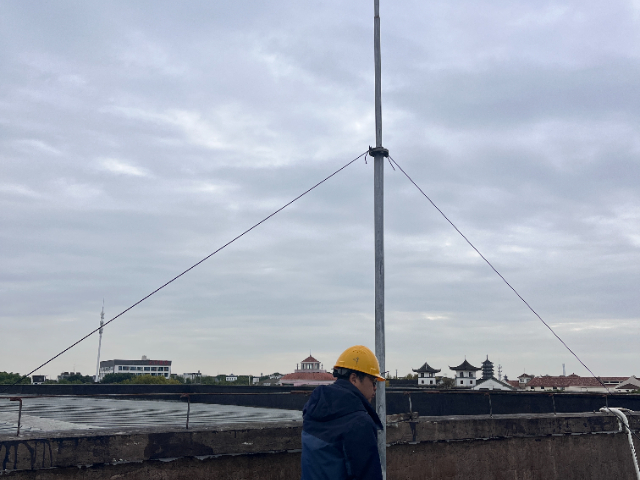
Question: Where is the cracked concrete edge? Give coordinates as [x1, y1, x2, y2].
[2, 413, 638, 473]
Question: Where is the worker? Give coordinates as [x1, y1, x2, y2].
[301, 345, 386, 480]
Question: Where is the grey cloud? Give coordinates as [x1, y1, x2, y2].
[1, 1, 638, 380]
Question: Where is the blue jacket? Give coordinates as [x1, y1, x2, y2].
[301, 379, 383, 480]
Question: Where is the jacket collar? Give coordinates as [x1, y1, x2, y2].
[334, 379, 383, 430]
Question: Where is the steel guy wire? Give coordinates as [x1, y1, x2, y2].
[388, 155, 640, 446]
[388, 154, 615, 393]
[390, 154, 640, 443]
[1, 151, 368, 393]
[387, 155, 613, 394]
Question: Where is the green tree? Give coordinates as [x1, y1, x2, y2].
[122, 374, 182, 385]
[0, 372, 30, 384]
[439, 377, 455, 389]
[100, 373, 135, 384]
[200, 376, 219, 385]
[57, 374, 94, 384]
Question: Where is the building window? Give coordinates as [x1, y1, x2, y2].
[144, 367, 150, 371]
[460, 380, 463, 385]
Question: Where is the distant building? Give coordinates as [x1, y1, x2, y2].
[524, 374, 628, 392]
[450, 359, 481, 388]
[473, 377, 515, 391]
[226, 373, 238, 382]
[257, 373, 284, 386]
[412, 361, 441, 387]
[481, 356, 494, 380]
[505, 378, 520, 389]
[472, 356, 515, 391]
[57, 372, 82, 382]
[517, 373, 535, 389]
[615, 376, 640, 393]
[31, 375, 47, 385]
[279, 355, 335, 387]
[98, 357, 171, 381]
[181, 371, 202, 382]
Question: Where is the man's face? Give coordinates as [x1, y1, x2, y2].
[350, 373, 378, 402]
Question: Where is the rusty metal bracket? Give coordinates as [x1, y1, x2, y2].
[180, 394, 191, 430]
[9, 397, 23, 436]
[368, 146, 389, 158]
[409, 421, 418, 443]
[403, 391, 413, 415]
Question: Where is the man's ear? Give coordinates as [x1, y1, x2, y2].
[349, 372, 358, 385]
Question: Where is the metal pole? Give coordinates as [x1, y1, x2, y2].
[373, 0, 386, 478]
[374, 0, 383, 148]
[95, 303, 104, 382]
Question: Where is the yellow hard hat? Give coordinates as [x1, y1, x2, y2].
[334, 345, 386, 382]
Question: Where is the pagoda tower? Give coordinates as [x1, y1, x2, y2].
[482, 356, 494, 380]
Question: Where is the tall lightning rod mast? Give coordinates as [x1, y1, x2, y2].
[370, 0, 389, 477]
[94, 300, 105, 382]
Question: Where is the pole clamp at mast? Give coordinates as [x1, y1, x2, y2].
[368, 146, 389, 157]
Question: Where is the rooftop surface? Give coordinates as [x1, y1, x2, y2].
[0, 395, 301, 435]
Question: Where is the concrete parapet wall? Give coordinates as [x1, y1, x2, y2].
[1, 413, 638, 479]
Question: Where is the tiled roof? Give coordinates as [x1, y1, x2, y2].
[412, 362, 441, 374]
[450, 359, 480, 371]
[475, 377, 515, 390]
[506, 380, 520, 389]
[526, 375, 628, 388]
[600, 377, 629, 383]
[301, 356, 320, 363]
[279, 372, 335, 381]
[615, 376, 640, 390]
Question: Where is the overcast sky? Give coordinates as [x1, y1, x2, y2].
[1, 1, 639, 381]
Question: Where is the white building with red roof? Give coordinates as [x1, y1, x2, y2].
[278, 355, 336, 387]
[524, 374, 629, 392]
[615, 376, 640, 392]
[517, 373, 535, 389]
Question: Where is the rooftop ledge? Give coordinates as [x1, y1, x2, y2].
[1, 412, 638, 474]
